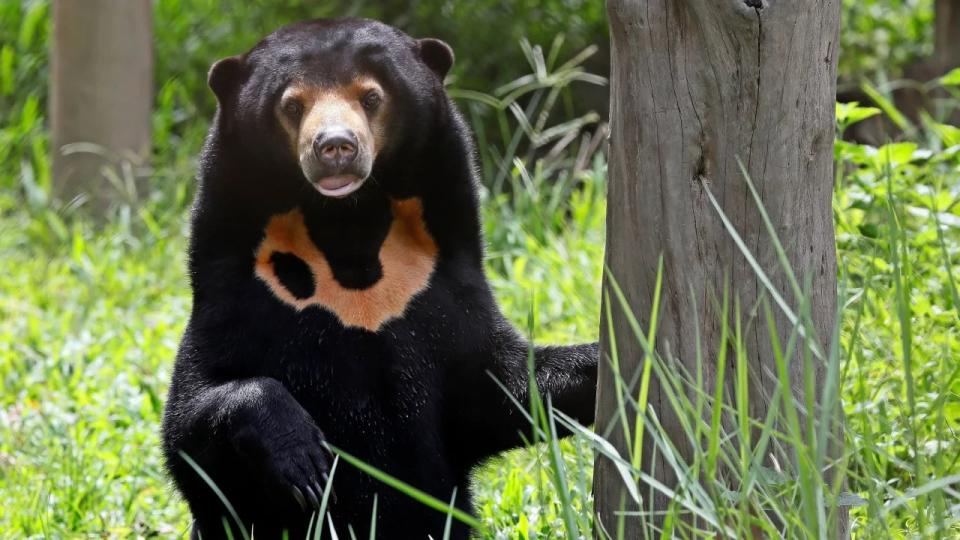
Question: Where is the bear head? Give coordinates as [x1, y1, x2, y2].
[206, 18, 455, 201]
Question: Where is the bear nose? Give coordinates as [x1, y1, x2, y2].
[313, 128, 358, 168]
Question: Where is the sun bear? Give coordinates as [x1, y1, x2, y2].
[161, 18, 599, 540]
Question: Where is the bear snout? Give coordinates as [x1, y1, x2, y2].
[305, 125, 369, 198]
[313, 127, 359, 168]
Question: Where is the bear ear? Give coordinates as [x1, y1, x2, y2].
[208, 55, 245, 104]
[416, 38, 454, 80]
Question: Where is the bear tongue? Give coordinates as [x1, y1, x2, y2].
[317, 175, 355, 191]
[314, 175, 363, 198]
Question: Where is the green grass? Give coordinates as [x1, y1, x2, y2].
[2, 101, 960, 536]
[0, 151, 604, 539]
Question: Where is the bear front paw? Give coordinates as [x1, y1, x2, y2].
[231, 421, 336, 511]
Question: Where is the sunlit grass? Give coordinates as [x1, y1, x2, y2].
[2, 106, 960, 537]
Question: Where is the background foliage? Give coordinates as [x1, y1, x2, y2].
[840, 0, 934, 76]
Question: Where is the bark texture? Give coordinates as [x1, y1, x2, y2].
[51, 0, 153, 210]
[594, 0, 844, 537]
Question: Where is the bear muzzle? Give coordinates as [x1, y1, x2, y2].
[313, 127, 358, 168]
[302, 125, 372, 198]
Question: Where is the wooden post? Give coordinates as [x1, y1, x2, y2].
[50, 0, 153, 211]
[594, 0, 845, 537]
[935, 0, 960, 71]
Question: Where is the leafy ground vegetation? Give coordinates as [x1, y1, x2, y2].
[1, 1, 959, 538]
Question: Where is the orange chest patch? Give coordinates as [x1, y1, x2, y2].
[254, 198, 438, 332]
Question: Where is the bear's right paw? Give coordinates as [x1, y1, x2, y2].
[231, 420, 336, 511]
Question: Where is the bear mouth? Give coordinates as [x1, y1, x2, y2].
[313, 175, 365, 198]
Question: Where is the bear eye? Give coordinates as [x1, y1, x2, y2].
[282, 99, 303, 121]
[361, 90, 382, 112]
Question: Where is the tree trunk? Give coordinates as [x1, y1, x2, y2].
[594, 1, 845, 537]
[935, 0, 960, 71]
[50, 0, 153, 212]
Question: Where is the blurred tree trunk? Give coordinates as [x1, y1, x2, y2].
[844, 0, 960, 147]
[594, 1, 845, 538]
[50, 0, 153, 212]
[935, 0, 960, 71]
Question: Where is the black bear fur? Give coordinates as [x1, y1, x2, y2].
[161, 18, 598, 540]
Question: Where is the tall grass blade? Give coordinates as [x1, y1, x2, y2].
[327, 446, 481, 529]
[178, 451, 250, 540]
